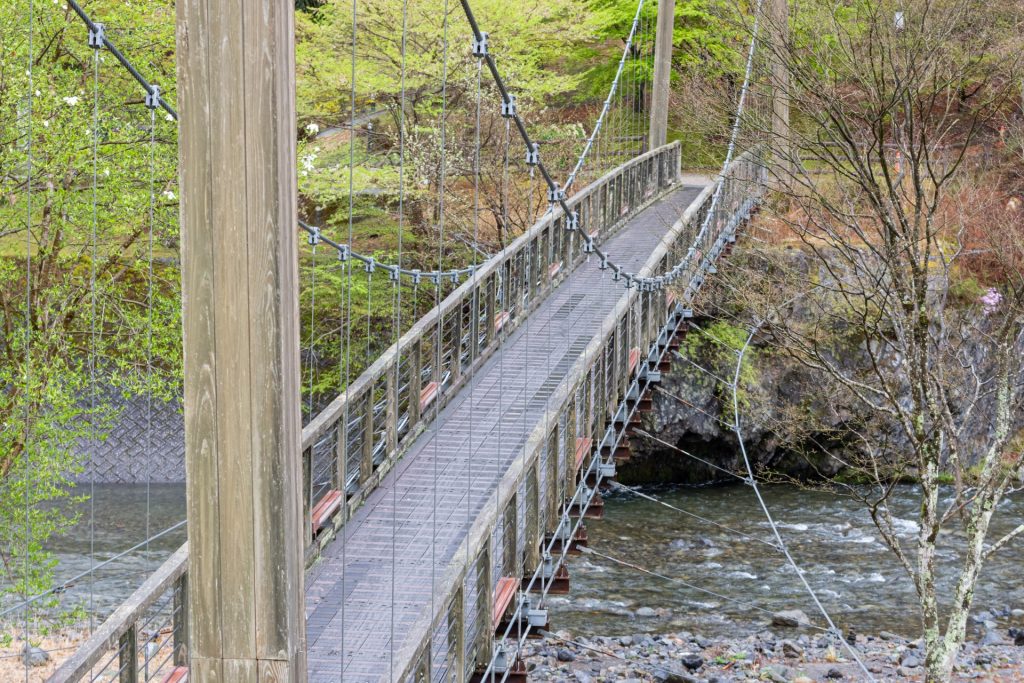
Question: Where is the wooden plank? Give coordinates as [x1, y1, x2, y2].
[177, 0, 305, 678]
[310, 490, 343, 535]
[177, 0, 222, 666]
[491, 577, 518, 630]
[162, 666, 189, 683]
[208, 0, 256, 662]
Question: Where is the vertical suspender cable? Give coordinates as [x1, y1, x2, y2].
[308, 241, 318, 418]
[88, 30, 101, 637]
[431, 1, 452, 672]
[389, 0, 410, 678]
[339, 1, 360, 678]
[466, 39, 483, 653]
[22, 3, 35, 679]
[145, 84, 158, 569]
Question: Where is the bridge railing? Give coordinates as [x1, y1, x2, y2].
[49, 545, 190, 683]
[396, 148, 767, 682]
[49, 143, 680, 682]
[299, 141, 683, 555]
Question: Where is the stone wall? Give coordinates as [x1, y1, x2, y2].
[75, 392, 185, 483]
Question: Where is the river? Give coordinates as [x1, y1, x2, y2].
[7, 483, 1022, 640]
[550, 483, 1024, 638]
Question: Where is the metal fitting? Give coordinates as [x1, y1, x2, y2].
[88, 23, 106, 50]
[501, 94, 517, 118]
[307, 228, 321, 246]
[525, 143, 539, 166]
[144, 85, 161, 110]
[471, 32, 489, 57]
[547, 184, 565, 204]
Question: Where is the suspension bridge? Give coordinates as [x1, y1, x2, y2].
[6, 0, 787, 681]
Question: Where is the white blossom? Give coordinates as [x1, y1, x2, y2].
[63, 96, 80, 107]
[305, 122, 320, 136]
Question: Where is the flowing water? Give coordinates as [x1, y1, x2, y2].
[1, 484, 187, 625]
[550, 484, 1024, 639]
[5, 482, 1023, 643]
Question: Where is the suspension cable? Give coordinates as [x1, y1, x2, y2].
[605, 481, 783, 551]
[67, 0, 177, 119]
[731, 324, 876, 680]
[457, 0, 767, 292]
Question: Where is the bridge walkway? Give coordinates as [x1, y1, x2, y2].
[303, 183, 707, 682]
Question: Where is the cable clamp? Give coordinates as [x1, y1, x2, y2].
[364, 258, 376, 274]
[547, 184, 565, 204]
[388, 267, 400, 282]
[88, 23, 106, 50]
[411, 269, 422, 285]
[567, 211, 579, 231]
[527, 606, 548, 627]
[525, 143, 539, 166]
[501, 94, 517, 118]
[599, 254, 609, 270]
[493, 644, 510, 673]
[429, 273, 441, 286]
[471, 32, 489, 58]
[337, 244, 350, 262]
[582, 237, 594, 254]
[450, 271, 460, 284]
[541, 552, 555, 579]
[145, 85, 161, 110]
[612, 267, 622, 282]
[307, 227, 321, 246]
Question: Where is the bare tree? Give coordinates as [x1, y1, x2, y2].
[714, 0, 1024, 681]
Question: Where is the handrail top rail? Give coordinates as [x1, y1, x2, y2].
[302, 141, 681, 448]
[49, 543, 189, 682]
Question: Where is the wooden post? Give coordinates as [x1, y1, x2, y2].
[173, 574, 190, 666]
[118, 625, 138, 683]
[177, 0, 307, 679]
[650, 0, 676, 149]
[524, 464, 541, 574]
[770, 0, 790, 183]
[361, 394, 375, 483]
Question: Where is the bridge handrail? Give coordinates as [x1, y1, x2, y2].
[49, 544, 189, 682]
[302, 141, 680, 448]
[298, 141, 682, 552]
[395, 147, 767, 682]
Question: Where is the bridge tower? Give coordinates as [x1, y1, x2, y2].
[176, 0, 307, 680]
[770, 0, 791, 181]
[649, 0, 676, 149]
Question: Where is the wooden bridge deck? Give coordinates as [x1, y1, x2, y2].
[303, 184, 706, 682]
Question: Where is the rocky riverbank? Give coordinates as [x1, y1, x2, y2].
[524, 620, 1024, 682]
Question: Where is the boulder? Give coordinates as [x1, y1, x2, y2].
[771, 610, 811, 628]
[22, 645, 51, 668]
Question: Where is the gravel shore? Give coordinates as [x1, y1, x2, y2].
[523, 623, 1024, 682]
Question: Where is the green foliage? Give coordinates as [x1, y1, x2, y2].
[682, 320, 758, 409]
[0, 0, 179, 616]
[295, 0, 592, 125]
